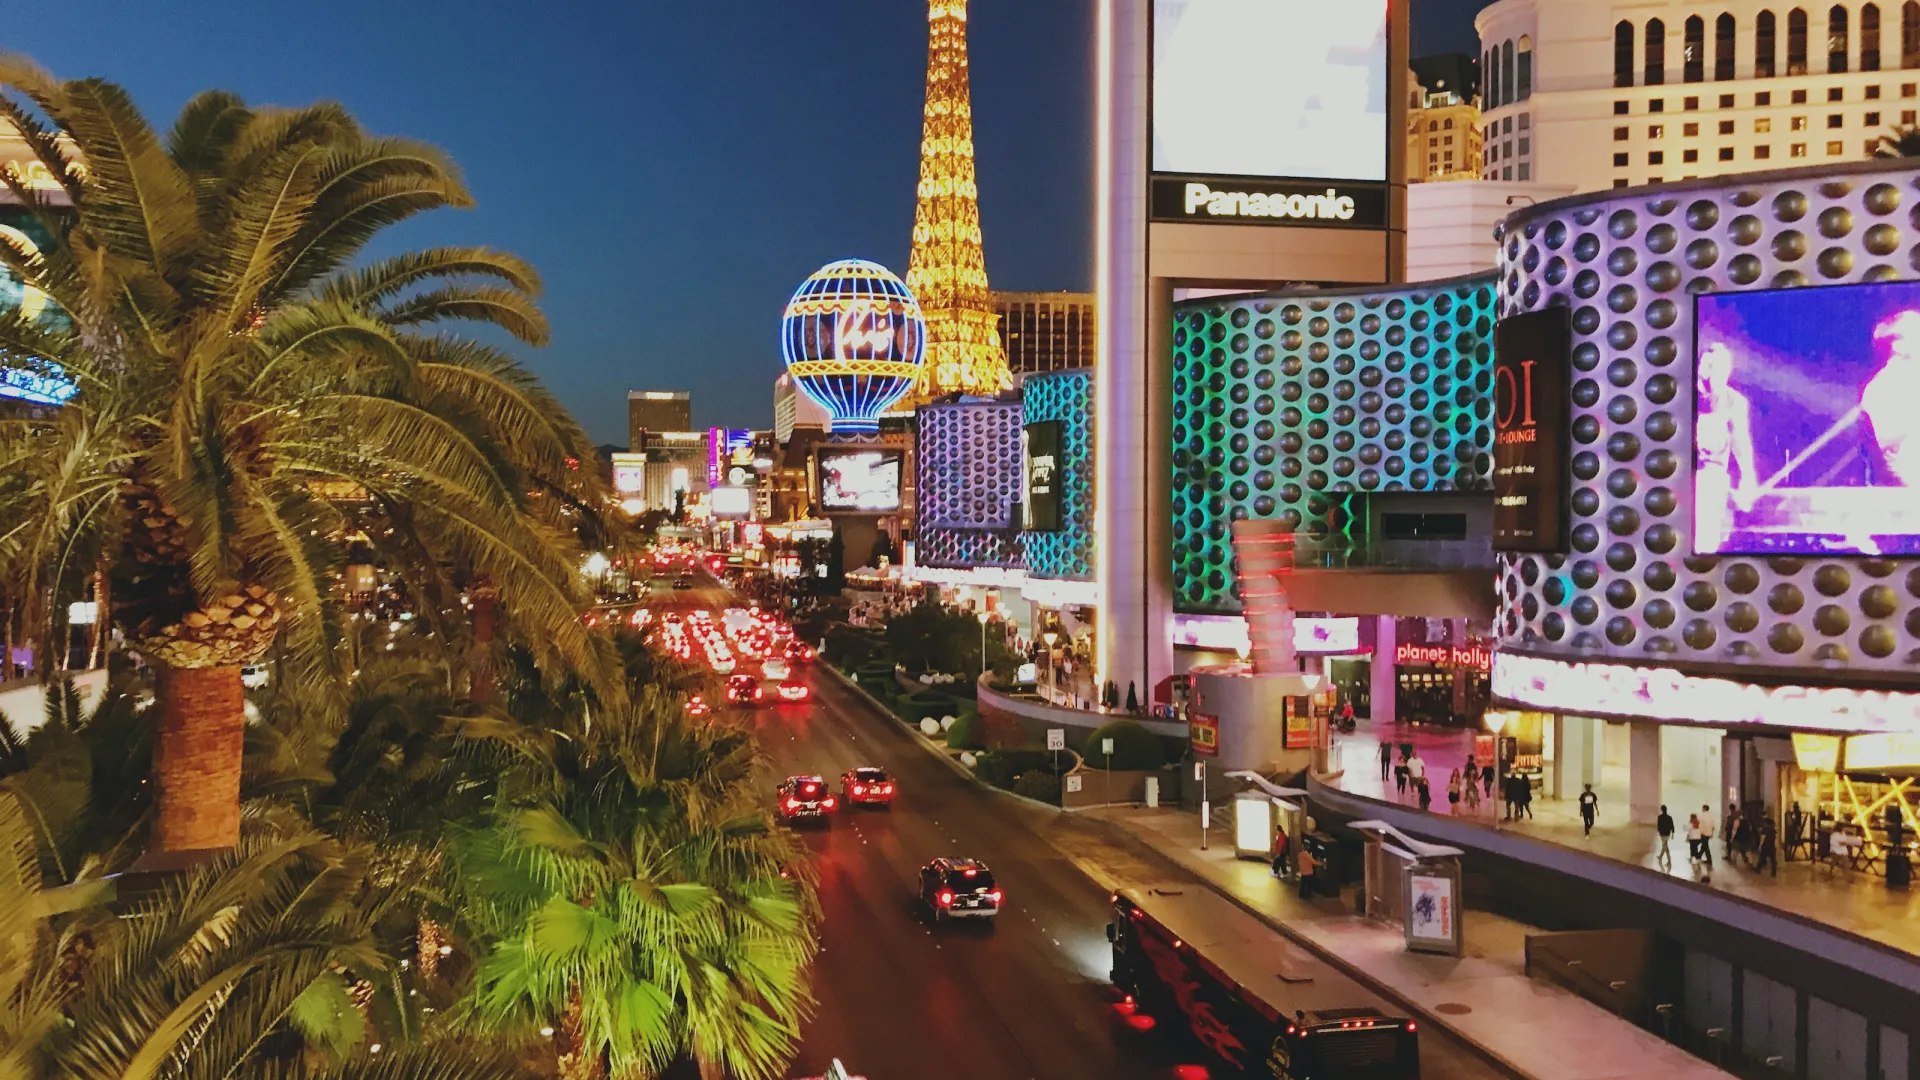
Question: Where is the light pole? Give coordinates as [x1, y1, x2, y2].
[977, 610, 990, 678]
[1043, 629, 1059, 705]
[1485, 710, 1509, 821]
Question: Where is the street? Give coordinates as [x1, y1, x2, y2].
[666, 579, 1501, 1080]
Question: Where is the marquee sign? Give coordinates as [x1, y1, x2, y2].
[1149, 176, 1387, 229]
[1395, 642, 1493, 673]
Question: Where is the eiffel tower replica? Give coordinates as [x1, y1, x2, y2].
[905, 0, 1013, 404]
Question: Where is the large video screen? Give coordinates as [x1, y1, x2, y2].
[1151, 0, 1388, 182]
[1695, 282, 1920, 555]
[818, 449, 903, 513]
[1492, 309, 1572, 553]
[1021, 420, 1063, 532]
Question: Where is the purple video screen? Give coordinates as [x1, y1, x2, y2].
[1694, 282, 1920, 555]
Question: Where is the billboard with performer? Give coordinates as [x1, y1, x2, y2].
[1695, 282, 1920, 555]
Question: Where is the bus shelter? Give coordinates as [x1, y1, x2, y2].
[1352, 820, 1465, 957]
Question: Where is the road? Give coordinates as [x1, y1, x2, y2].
[654, 577, 1501, 1080]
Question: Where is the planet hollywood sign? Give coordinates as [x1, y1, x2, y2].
[1394, 643, 1493, 673]
[1491, 652, 1920, 735]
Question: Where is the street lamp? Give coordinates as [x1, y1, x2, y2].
[1485, 710, 1509, 820]
[977, 610, 990, 678]
[1042, 629, 1059, 704]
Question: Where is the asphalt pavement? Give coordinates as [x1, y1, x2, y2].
[656, 578, 1499, 1080]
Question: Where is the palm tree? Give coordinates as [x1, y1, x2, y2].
[449, 689, 817, 1080]
[0, 62, 612, 859]
[1873, 125, 1920, 156]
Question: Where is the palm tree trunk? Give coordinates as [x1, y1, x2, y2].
[468, 583, 498, 702]
[555, 983, 600, 1080]
[2, 602, 12, 683]
[150, 662, 247, 854]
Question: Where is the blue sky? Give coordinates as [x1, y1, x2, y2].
[17, 0, 1484, 442]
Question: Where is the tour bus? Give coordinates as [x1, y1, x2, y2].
[1108, 887, 1420, 1079]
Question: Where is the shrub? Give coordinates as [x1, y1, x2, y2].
[974, 747, 1060, 790]
[824, 624, 884, 667]
[1083, 719, 1165, 771]
[898, 690, 957, 722]
[1013, 771, 1062, 804]
[946, 712, 985, 750]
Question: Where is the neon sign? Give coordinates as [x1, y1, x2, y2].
[1491, 652, 1920, 735]
[779, 259, 926, 433]
[1395, 642, 1493, 672]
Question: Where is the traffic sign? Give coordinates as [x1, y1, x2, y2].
[1046, 728, 1066, 751]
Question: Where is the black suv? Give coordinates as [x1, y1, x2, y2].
[776, 776, 835, 825]
[918, 857, 1001, 923]
[725, 673, 763, 706]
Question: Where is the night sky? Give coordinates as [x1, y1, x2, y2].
[18, 0, 1488, 443]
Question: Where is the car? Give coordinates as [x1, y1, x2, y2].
[673, 578, 692, 590]
[725, 673, 762, 705]
[918, 857, 1001, 922]
[685, 694, 710, 717]
[776, 776, 835, 824]
[776, 678, 811, 703]
[785, 642, 816, 665]
[761, 657, 791, 681]
[710, 655, 736, 675]
[841, 767, 894, 807]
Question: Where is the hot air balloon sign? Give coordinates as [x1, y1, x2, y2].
[780, 259, 926, 432]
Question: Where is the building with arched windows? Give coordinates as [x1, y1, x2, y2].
[1407, 53, 1486, 182]
[1478, 0, 1920, 192]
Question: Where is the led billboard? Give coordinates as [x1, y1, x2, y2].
[818, 449, 903, 513]
[1021, 420, 1063, 532]
[1491, 308, 1572, 553]
[1695, 282, 1920, 555]
[610, 452, 647, 496]
[1151, 0, 1389, 185]
[710, 486, 752, 517]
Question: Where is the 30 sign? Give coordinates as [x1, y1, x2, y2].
[1492, 309, 1572, 552]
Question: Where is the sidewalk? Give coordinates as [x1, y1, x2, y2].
[1057, 804, 1732, 1080]
[1326, 719, 1920, 956]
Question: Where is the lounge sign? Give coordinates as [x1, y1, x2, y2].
[1150, 175, 1387, 229]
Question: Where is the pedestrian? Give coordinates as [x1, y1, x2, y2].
[1447, 768, 1462, 811]
[1723, 802, 1742, 861]
[1698, 805, 1716, 869]
[1407, 751, 1427, 792]
[1296, 841, 1317, 900]
[1518, 776, 1534, 819]
[1464, 766, 1482, 812]
[1418, 777, 1433, 812]
[1481, 760, 1496, 799]
[1271, 823, 1291, 879]
[1655, 804, 1675, 870]
[1501, 773, 1517, 821]
[1578, 783, 1599, 836]
[1394, 756, 1410, 797]
[1379, 741, 1393, 782]
[1755, 814, 1778, 877]
[1687, 813, 1708, 881]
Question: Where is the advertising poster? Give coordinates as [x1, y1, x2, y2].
[1021, 420, 1063, 531]
[1406, 870, 1457, 954]
[1189, 713, 1220, 757]
[1492, 308, 1573, 552]
[1695, 281, 1920, 555]
[818, 450, 903, 512]
[1283, 696, 1314, 750]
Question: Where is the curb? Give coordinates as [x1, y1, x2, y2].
[1069, 810, 1534, 1080]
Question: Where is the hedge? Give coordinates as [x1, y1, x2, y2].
[945, 712, 985, 750]
[1082, 719, 1165, 771]
[974, 747, 1063, 791]
[897, 690, 958, 723]
[1012, 771, 1062, 804]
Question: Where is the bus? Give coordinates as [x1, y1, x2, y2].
[1107, 887, 1420, 1079]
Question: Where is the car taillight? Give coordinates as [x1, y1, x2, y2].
[963, 867, 977, 878]
[852, 785, 866, 796]
[937, 890, 953, 906]
[784, 798, 799, 810]
[1405, 1021, 1417, 1033]
[821, 796, 835, 809]
[986, 889, 1002, 904]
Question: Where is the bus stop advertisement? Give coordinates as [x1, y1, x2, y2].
[1352, 820, 1465, 957]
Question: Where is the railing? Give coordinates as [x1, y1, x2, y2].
[1292, 538, 1496, 571]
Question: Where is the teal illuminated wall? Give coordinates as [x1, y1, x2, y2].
[1170, 275, 1499, 613]
[1022, 369, 1094, 582]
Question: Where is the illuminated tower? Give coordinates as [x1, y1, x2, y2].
[906, 0, 1012, 402]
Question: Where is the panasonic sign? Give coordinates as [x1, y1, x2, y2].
[1183, 183, 1354, 221]
[1148, 175, 1386, 229]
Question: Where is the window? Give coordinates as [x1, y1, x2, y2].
[1647, 19, 1668, 83]
[1717, 13, 1738, 79]
[1502, 165, 1513, 179]
[1614, 151, 1631, 166]
[1907, 1, 1920, 66]
[1650, 123, 1666, 137]
[1793, 114, 1810, 128]
[1614, 126, 1630, 139]
[1794, 88, 1811, 102]
[1793, 142, 1811, 155]
[1686, 95, 1702, 109]
[1830, 85, 1846, 99]
[1615, 99, 1631, 114]
[1505, 116, 1515, 133]
[1721, 93, 1737, 107]
[1866, 3, 1885, 69]
[1616, 20, 1637, 87]
[1685, 15, 1707, 81]
[1614, 178, 1631, 188]
[1520, 113, 1531, 129]
[1685, 121, 1702, 135]
[1650, 150, 1666, 164]
[1909, 82, 1919, 93]
[1519, 137, 1530, 153]
[1720, 119, 1737, 133]
[1504, 139, 1513, 156]
[1758, 90, 1774, 104]
[1757, 144, 1774, 157]
[1757, 116, 1774, 131]
[1905, 108, 1918, 120]
[1444, 134, 1454, 145]
[1518, 36, 1533, 100]
[1651, 98, 1667, 111]
[1758, 10, 1779, 76]
[1867, 138, 1882, 151]
[1720, 146, 1738, 159]
[1868, 110, 1884, 123]
[1789, 7, 1810, 74]
[1649, 176, 1663, 182]
[1685, 148, 1701, 162]
[1519, 163, 1531, 180]
[1869, 84, 1884, 96]
[1428, 120, 1439, 132]
[1444, 117, 1454, 129]
[1828, 139, 1845, 152]
[1830, 5, 1850, 73]
[1829, 113, 1846, 126]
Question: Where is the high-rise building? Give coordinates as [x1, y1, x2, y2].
[991, 291, 1096, 376]
[772, 371, 830, 446]
[1477, 0, 1919, 193]
[1407, 54, 1485, 183]
[627, 390, 690, 449]
[905, 0, 1013, 402]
